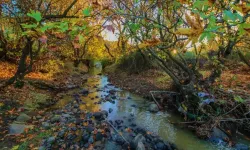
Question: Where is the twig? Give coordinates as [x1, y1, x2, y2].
[150, 91, 163, 110]
[221, 103, 242, 116]
[149, 91, 180, 110]
[171, 121, 205, 124]
[105, 120, 130, 145]
[219, 118, 250, 122]
[244, 111, 250, 116]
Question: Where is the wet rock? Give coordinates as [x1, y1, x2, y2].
[130, 123, 137, 127]
[57, 130, 65, 138]
[115, 120, 123, 125]
[93, 112, 104, 120]
[235, 143, 249, 150]
[62, 113, 71, 118]
[73, 104, 79, 108]
[105, 141, 122, 150]
[101, 110, 108, 117]
[132, 134, 146, 149]
[72, 108, 79, 114]
[82, 133, 90, 143]
[154, 142, 165, 150]
[149, 104, 159, 113]
[16, 113, 31, 122]
[94, 111, 108, 121]
[131, 104, 137, 108]
[42, 122, 50, 129]
[75, 119, 82, 125]
[9, 124, 33, 135]
[38, 146, 46, 150]
[109, 90, 116, 95]
[36, 115, 42, 119]
[82, 89, 89, 95]
[137, 141, 146, 150]
[96, 132, 103, 141]
[51, 115, 61, 123]
[208, 137, 227, 146]
[68, 118, 76, 123]
[47, 136, 56, 144]
[88, 136, 94, 144]
[67, 133, 77, 141]
[109, 108, 113, 113]
[86, 112, 93, 119]
[84, 143, 89, 148]
[211, 127, 229, 140]
[94, 141, 103, 149]
[71, 127, 77, 131]
[115, 136, 124, 145]
[135, 128, 147, 135]
[87, 125, 94, 133]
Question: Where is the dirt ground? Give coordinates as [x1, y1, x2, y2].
[105, 65, 250, 97]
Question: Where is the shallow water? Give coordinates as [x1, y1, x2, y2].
[53, 64, 250, 150]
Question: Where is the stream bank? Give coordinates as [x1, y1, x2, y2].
[1, 61, 250, 150]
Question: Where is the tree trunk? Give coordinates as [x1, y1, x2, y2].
[74, 59, 81, 67]
[238, 50, 250, 67]
[6, 39, 33, 85]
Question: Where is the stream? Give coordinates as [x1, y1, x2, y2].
[52, 63, 250, 150]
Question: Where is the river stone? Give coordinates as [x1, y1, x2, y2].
[137, 141, 146, 150]
[154, 142, 165, 150]
[42, 122, 50, 129]
[38, 146, 46, 150]
[109, 108, 113, 113]
[16, 113, 31, 122]
[47, 136, 56, 144]
[57, 130, 66, 138]
[101, 110, 108, 117]
[105, 141, 122, 150]
[211, 127, 229, 140]
[93, 112, 105, 120]
[88, 136, 94, 144]
[132, 134, 146, 148]
[82, 133, 90, 143]
[149, 104, 159, 113]
[82, 89, 89, 95]
[96, 132, 103, 141]
[51, 115, 61, 123]
[9, 124, 33, 135]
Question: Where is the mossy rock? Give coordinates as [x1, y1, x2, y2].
[24, 92, 51, 110]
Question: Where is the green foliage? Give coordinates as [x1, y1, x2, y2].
[128, 23, 141, 33]
[27, 10, 42, 22]
[82, 7, 91, 17]
[234, 95, 245, 103]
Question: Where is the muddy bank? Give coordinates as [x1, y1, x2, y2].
[105, 68, 173, 97]
[104, 66, 250, 149]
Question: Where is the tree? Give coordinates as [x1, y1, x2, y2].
[113, 0, 250, 117]
[1, 0, 113, 85]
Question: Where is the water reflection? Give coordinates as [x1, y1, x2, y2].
[53, 74, 249, 150]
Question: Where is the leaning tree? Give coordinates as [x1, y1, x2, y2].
[113, 0, 250, 117]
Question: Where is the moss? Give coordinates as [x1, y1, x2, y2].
[24, 91, 51, 110]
